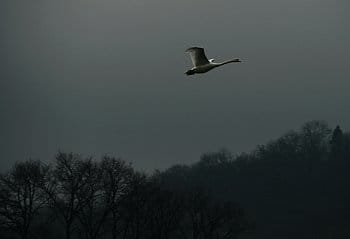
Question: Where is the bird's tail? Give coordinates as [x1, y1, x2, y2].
[185, 69, 195, 75]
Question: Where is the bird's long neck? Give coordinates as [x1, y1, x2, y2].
[217, 58, 241, 66]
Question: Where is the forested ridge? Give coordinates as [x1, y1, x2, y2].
[1, 120, 350, 239]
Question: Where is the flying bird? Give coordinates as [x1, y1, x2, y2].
[185, 47, 241, 75]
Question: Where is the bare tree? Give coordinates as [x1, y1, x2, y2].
[122, 174, 185, 239]
[117, 173, 150, 239]
[0, 160, 49, 239]
[179, 188, 246, 239]
[300, 120, 331, 173]
[75, 159, 104, 239]
[144, 186, 184, 239]
[43, 152, 90, 239]
[100, 156, 134, 239]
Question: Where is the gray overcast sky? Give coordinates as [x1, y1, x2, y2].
[1, 0, 350, 171]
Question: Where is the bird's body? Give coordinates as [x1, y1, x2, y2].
[185, 47, 241, 75]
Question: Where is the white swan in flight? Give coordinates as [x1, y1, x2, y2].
[185, 47, 241, 75]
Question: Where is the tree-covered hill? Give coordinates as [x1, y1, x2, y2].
[1, 120, 350, 239]
[159, 120, 350, 239]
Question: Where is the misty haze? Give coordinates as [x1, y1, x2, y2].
[1, 0, 350, 239]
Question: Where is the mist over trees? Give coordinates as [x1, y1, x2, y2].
[1, 120, 350, 239]
[0, 155, 248, 239]
[160, 120, 350, 239]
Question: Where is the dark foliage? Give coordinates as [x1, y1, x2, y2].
[160, 121, 350, 239]
[0, 155, 247, 239]
[1, 120, 349, 239]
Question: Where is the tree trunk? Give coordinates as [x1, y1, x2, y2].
[112, 211, 118, 239]
[20, 226, 29, 239]
[65, 222, 72, 239]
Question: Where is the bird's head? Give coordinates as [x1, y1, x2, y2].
[233, 58, 242, 63]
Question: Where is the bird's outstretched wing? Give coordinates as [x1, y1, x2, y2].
[185, 47, 209, 67]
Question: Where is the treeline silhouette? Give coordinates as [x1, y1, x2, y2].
[0, 154, 248, 239]
[1, 120, 350, 239]
[159, 120, 350, 239]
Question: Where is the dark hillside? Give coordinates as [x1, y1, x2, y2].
[160, 121, 350, 239]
